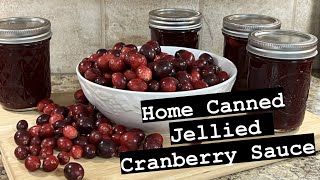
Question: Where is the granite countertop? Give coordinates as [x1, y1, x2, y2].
[1, 71, 320, 180]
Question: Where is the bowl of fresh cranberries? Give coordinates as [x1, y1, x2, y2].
[76, 41, 237, 133]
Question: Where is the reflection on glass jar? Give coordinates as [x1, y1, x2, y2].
[0, 17, 52, 111]
[247, 29, 318, 132]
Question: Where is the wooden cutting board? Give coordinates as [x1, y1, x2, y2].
[0, 92, 320, 180]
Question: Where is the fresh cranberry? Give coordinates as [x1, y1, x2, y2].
[160, 77, 177, 92]
[124, 44, 138, 51]
[113, 125, 127, 135]
[179, 82, 194, 91]
[127, 78, 148, 92]
[180, 51, 195, 67]
[49, 114, 64, 125]
[136, 65, 152, 82]
[84, 68, 101, 82]
[111, 133, 121, 145]
[41, 137, 56, 149]
[103, 73, 112, 86]
[14, 146, 29, 160]
[162, 54, 175, 62]
[98, 123, 113, 135]
[36, 114, 50, 125]
[96, 48, 108, 55]
[39, 124, 54, 138]
[96, 54, 114, 72]
[139, 43, 156, 62]
[201, 65, 219, 77]
[37, 99, 53, 112]
[43, 103, 57, 115]
[57, 137, 73, 152]
[53, 120, 67, 130]
[175, 49, 187, 58]
[113, 42, 126, 51]
[88, 130, 102, 145]
[107, 49, 121, 57]
[146, 40, 161, 54]
[190, 70, 201, 83]
[120, 132, 140, 151]
[16, 120, 28, 130]
[64, 162, 85, 180]
[111, 72, 127, 89]
[29, 125, 41, 137]
[121, 49, 138, 65]
[116, 145, 130, 157]
[53, 106, 69, 117]
[83, 144, 96, 159]
[192, 80, 209, 89]
[148, 80, 160, 92]
[74, 89, 88, 104]
[14, 130, 30, 146]
[64, 116, 74, 125]
[94, 76, 108, 86]
[199, 53, 216, 65]
[218, 71, 229, 82]
[25, 155, 41, 172]
[203, 74, 220, 86]
[194, 59, 208, 69]
[129, 54, 147, 69]
[39, 147, 54, 159]
[71, 145, 83, 159]
[145, 133, 163, 144]
[175, 71, 191, 83]
[129, 128, 145, 144]
[63, 125, 78, 139]
[108, 57, 126, 72]
[29, 144, 41, 156]
[171, 58, 187, 71]
[143, 140, 163, 150]
[78, 61, 92, 75]
[96, 139, 116, 158]
[43, 155, 59, 172]
[153, 61, 173, 79]
[57, 151, 70, 165]
[73, 135, 88, 148]
[30, 135, 41, 145]
[123, 69, 137, 81]
[76, 117, 94, 134]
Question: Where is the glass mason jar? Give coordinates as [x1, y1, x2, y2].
[247, 30, 318, 132]
[222, 14, 281, 91]
[0, 17, 52, 111]
[149, 8, 202, 49]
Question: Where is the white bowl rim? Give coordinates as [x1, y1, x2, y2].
[76, 46, 237, 96]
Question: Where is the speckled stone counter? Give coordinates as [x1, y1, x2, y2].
[1, 71, 320, 180]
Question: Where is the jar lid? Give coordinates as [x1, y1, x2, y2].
[222, 14, 281, 38]
[0, 17, 52, 44]
[149, 8, 202, 30]
[247, 29, 318, 60]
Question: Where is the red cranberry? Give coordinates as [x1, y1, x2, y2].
[78, 61, 92, 75]
[71, 145, 83, 159]
[136, 65, 152, 82]
[57, 151, 70, 165]
[71, 104, 89, 116]
[153, 61, 173, 79]
[203, 74, 220, 86]
[175, 71, 191, 83]
[98, 123, 113, 135]
[107, 49, 121, 57]
[180, 51, 195, 67]
[218, 71, 229, 82]
[41, 137, 56, 149]
[103, 73, 112, 86]
[146, 40, 161, 54]
[162, 54, 175, 62]
[29, 144, 41, 156]
[160, 77, 177, 92]
[53, 106, 69, 117]
[125, 44, 138, 51]
[199, 53, 216, 65]
[83, 144, 96, 159]
[113, 124, 127, 135]
[49, 114, 64, 125]
[53, 120, 67, 130]
[76, 117, 94, 134]
[63, 125, 78, 139]
[139, 43, 156, 62]
[84, 68, 101, 82]
[14, 130, 30, 146]
[29, 125, 41, 137]
[73, 135, 88, 148]
[88, 130, 102, 145]
[88, 53, 102, 62]
[175, 49, 187, 58]
[124, 69, 137, 81]
[111, 72, 127, 89]
[111, 133, 121, 145]
[190, 70, 201, 83]
[143, 140, 163, 150]
[116, 145, 130, 157]
[96, 54, 114, 72]
[16, 120, 28, 130]
[145, 133, 164, 144]
[201, 65, 219, 77]
[36, 114, 50, 125]
[14, 146, 29, 160]
[37, 99, 53, 112]
[39, 147, 54, 159]
[129, 128, 145, 144]
[101, 134, 112, 141]
[39, 124, 54, 138]
[194, 59, 208, 69]
[171, 58, 187, 71]
[74, 89, 88, 104]
[43, 103, 57, 115]
[64, 116, 74, 125]
[192, 80, 209, 89]
[108, 57, 126, 72]
[96, 48, 108, 55]
[129, 54, 147, 69]
[127, 78, 148, 92]
[25, 155, 41, 172]
[148, 80, 160, 91]
[57, 137, 73, 152]
[120, 132, 140, 151]
[179, 82, 194, 91]
[64, 162, 85, 180]
[30, 135, 41, 145]
[96, 139, 116, 158]
[43, 155, 59, 172]
[95, 117, 112, 129]
[113, 42, 126, 51]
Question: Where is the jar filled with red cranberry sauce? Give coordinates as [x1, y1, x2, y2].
[0, 17, 52, 111]
[247, 30, 318, 132]
[222, 14, 281, 91]
[149, 8, 202, 49]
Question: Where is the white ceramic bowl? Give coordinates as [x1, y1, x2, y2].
[76, 46, 237, 133]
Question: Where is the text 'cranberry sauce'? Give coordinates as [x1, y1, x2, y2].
[0, 17, 52, 111]
[247, 30, 318, 132]
[222, 14, 281, 91]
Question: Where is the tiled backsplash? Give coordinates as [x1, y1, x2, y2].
[0, 0, 319, 73]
